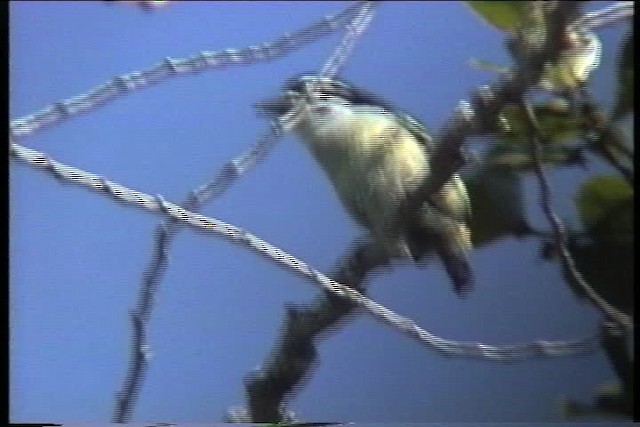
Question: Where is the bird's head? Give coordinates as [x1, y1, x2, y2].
[255, 74, 398, 118]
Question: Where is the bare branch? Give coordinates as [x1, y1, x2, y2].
[242, 240, 389, 422]
[10, 141, 600, 364]
[578, 87, 633, 185]
[10, 1, 368, 140]
[406, 2, 583, 218]
[110, 2, 375, 421]
[519, 100, 632, 331]
[319, 1, 378, 79]
[573, 1, 634, 31]
[237, 235, 600, 422]
[110, 123, 286, 423]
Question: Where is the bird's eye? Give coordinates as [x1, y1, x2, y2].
[310, 104, 333, 115]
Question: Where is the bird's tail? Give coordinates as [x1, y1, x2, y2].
[435, 242, 473, 297]
[407, 216, 474, 297]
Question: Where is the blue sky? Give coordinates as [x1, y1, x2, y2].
[9, 1, 632, 424]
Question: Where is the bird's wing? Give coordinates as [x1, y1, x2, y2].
[396, 113, 436, 153]
[397, 113, 471, 222]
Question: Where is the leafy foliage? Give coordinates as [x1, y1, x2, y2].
[464, 163, 527, 246]
[566, 176, 634, 314]
[465, 1, 528, 32]
[576, 175, 633, 246]
[612, 30, 634, 120]
[478, 101, 587, 173]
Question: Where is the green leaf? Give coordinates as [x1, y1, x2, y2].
[612, 31, 634, 120]
[576, 175, 633, 245]
[551, 177, 635, 314]
[483, 102, 588, 173]
[569, 239, 633, 315]
[465, 1, 527, 32]
[463, 165, 528, 246]
[487, 144, 584, 171]
[557, 381, 632, 419]
[500, 102, 582, 144]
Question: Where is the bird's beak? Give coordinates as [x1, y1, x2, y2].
[254, 94, 295, 118]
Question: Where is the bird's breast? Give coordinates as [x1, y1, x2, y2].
[295, 105, 430, 226]
[297, 106, 428, 179]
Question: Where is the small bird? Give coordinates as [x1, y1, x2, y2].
[256, 75, 473, 296]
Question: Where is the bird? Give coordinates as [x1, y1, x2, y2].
[256, 75, 473, 296]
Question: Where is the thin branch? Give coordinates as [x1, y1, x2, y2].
[241, 240, 390, 422]
[12, 3, 632, 422]
[398, 0, 633, 331]
[519, 100, 633, 331]
[404, 2, 584, 221]
[236, 235, 598, 422]
[110, 122, 286, 423]
[110, 2, 375, 421]
[600, 320, 634, 417]
[573, 1, 634, 32]
[9, 1, 368, 140]
[10, 142, 601, 363]
[578, 87, 633, 185]
[319, 1, 378, 79]
[113, 310, 151, 422]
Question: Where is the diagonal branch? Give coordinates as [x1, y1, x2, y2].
[110, 122, 286, 423]
[10, 141, 601, 362]
[578, 87, 633, 185]
[241, 240, 389, 422]
[319, 1, 378, 79]
[405, 2, 583, 218]
[519, 99, 632, 331]
[110, 2, 376, 422]
[10, 1, 369, 141]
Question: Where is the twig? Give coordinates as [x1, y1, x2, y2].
[600, 320, 634, 417]
[10, 1, 367, 141]
[110, 2, 375, 422]
[405, 2, 583, 219]
[242, 240, 390, 422]
[578, 87, 633, 186]
[573, 1, 634, 32]
[519, 100, 632, 331]
[319, 1, 377, 79]
[110, 122, 286, 423]
[10, 142, 601, 363]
